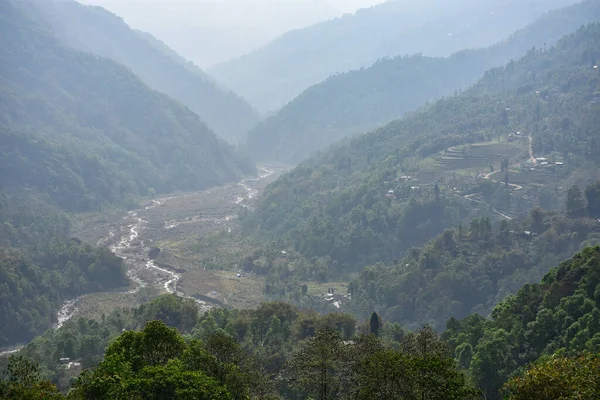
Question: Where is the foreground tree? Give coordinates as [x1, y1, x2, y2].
[287, 329, 348, 400]
[0, 356, 62, 400]
[504, 354, 600, 399]
[70, 321, 233, 400]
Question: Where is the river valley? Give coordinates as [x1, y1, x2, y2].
[0, 165, 284, 357]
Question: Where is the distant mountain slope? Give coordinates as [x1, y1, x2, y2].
[245, 0, 600, 164]
[0, 0, 254, 212]
[243, 24, 600, 277]
[22, 0, 258, 142]
[210, 0, 582, 113]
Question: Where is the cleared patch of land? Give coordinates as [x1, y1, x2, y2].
[68, 165, 288, 319]
[417, 140, 526, 183]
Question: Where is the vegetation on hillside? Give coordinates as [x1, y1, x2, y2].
[444, 245, 600, 399]
[0, 197, 128, 347]
[20, 0, 258, 143]
[6, 296, 478, 399]
[243, 24, 600, 286]
[210, 0, 580, 112]
[246, 0, 600, 164]
[0, 0, 254, 212]
[350, 208, 600, 330]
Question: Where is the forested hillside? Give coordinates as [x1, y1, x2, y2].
[0, 196, 128, 347]
[0, 0, 255, 212]
[246, 0, 600, 164]
[444, 245, 600, 399]
[243, 24, 600, 282]
[210, 0, 581, 112]
[8, 295, 478, 399]
[349, 209, 600, 331]
[20, 0, 258, 142]
[9, 247, 600, 400]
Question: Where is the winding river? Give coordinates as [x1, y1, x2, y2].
[0, 167, 276, 357]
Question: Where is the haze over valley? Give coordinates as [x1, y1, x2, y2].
[1, 0, 600, 399]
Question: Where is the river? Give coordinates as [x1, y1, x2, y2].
[0, 166, 277, 357]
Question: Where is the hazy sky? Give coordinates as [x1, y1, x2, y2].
[77, 0, 388, 67]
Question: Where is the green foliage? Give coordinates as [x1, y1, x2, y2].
[369, 312, 380, 337]
[504, 353, 600, 399]
[246, 0, 600, 163]
[0, 356, 62, 399]
[350, 211, 600, 330]
[21, 0, 258, 142]
[19, 294, 200, 384]
[0, 197, 128, 347]
[71, 321, 232, 400]
[211, 0, 580, 112]
[69, 315, 475, 400]
[0, 0, 254, 212]
[445, 246, 600, 398]
[244, 23, 600, 292]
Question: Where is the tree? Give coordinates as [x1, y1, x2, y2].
[470, 330, 517, 400]
[501, 157, 510, 172]
[585, 182, 600, 218]
[504, 354, 600, 400]
[370, 312, 381, 337]
[104, 321, 186, 372]
[287, 329, 347, 400]
[567, 185, 585, 216]
[0, 356, 62, 400]
[530, 208, 545, 233]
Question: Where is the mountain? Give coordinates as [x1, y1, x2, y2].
[245, 0, 600, 164]
[209, 0, 582, 113]
[242, 24, 600, 284]
[444, 245, 600, 399]
[77, 0, 343, 67]
[0, 0, 255, 212]
[21, 0, 259, 142]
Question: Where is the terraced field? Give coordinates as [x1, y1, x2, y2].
[490, 167, 561, 186]
[416, 141, 527, 183]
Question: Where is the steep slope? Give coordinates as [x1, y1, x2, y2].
[243, 24, 600, 277]
[0, 0, 255, 212]
[22, 0, 258, 142]
[0, 194, 129, 347]
[350, 210, 600, 330]
[444, 245, 600, 399]
[210, 0, 582, 112]
[245, 0, 600, 164]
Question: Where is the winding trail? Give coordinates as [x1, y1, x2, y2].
[462, 135, 535, 221]
[1, 167, 276, 357]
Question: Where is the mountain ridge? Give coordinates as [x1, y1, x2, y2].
[210, 0, 583, 113]
[22, 0, 259, 142]
[244, 0, 600, 164]
[0, 0, 255, 211]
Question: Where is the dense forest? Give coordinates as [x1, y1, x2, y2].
[243, 24, 600, 284]
[246, 0, 600, 164]
[0, 196, 128, 347]
[349, 207, 600, 330]
[6, 245, 600, 399]
[18, 0, 258, 143]
[0, 0, 254, 212]
[210, 0, 580, 112]
[444, 245, 600, 399]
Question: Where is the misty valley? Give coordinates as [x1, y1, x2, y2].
[1, 0, 600, 399]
